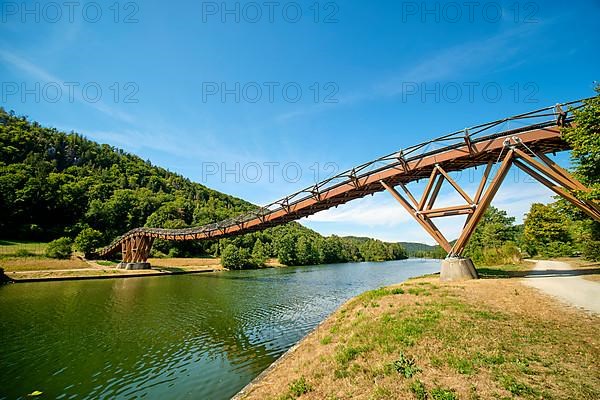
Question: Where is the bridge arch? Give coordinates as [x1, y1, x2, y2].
[98, 99, 600, 278]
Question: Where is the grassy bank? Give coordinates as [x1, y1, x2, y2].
[0, 240, 48, 256]
[238, 264, 599, 400]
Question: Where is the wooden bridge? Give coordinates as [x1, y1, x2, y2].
[98, 98, 600, 271]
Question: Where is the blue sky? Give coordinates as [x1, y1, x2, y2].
[1, 0, 599, 244]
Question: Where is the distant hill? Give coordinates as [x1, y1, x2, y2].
[397, 242, 439, 254]
[342, 237, 438, 256]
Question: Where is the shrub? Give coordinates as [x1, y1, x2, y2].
[45, 237, 73, 259]
[74, 228, 103, 256]
[150, 249, 167, 258]
[544, 241, 575, 258]
[14, 249, 33, 257]
[583, 239, 600, 261]
[221, 244, 255, 269]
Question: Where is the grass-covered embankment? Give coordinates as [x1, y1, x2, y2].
[238, 264, 599, 400]
[0, 240, 226, 281]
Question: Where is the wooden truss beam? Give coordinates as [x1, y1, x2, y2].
[419, 168, 439, 210]
[514, 160, 600, 221]
[425, 174, 444, 211]
[451, 149, 514, 256]
[382, 151, 517, 257]
[436, 165, 474, 205]
[380, 180, 452, 252]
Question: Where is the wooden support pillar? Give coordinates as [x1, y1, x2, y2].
[513, 147, 600, 218]
[535, 152, 588, 191]
[380, 154, 513, 258]
[121, 235, 154, 264]
[514, 148, 584, 193]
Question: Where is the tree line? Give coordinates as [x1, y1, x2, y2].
[1, 90, 596, 267]
[0, 108, 408, 267]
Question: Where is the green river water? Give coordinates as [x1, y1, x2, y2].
[0, 259, 440, 399]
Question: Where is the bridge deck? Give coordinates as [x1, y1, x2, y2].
[98, 99, 587, 259]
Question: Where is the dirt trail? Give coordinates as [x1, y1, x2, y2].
[522, 259, 600, 314]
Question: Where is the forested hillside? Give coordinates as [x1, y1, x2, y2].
[0, 109, 408, 267]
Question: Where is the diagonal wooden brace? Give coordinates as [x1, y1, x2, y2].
[451, 149, 514, 256]
[381, 180, 452, 253]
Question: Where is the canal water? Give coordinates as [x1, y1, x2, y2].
[0, 259, 440, 400]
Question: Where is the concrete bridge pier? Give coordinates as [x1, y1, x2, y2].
[118, 262, 152, 270]
[440, 257, 479, 281]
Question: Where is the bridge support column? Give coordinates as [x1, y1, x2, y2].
[119, 235, 154, 270]
[381, 146, 516, 281]
[440, 257, 478, 281]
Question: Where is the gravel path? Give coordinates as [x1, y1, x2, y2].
[522, 259, 600, 314]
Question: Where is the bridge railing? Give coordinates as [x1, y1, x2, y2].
[99, 98, 590, 255]
[224, 98, 586, 220]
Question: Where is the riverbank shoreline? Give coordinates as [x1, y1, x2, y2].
[0, 256, 290, 283]
[235, 262, 600, 400]
[2, 266, 222, 283]
[0, 257, 427, 284]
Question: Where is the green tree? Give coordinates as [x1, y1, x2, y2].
[296, 236, 320, 265]
[360, 239, 390, 261]
[463, 206, 519, 264]
[221, 244, 254, 270]
[562, 89, 600, 260]
[321, 236, 345, 264]
[276, 233, 298, 266]
[74, 227, 103, 256]
[251, 239, 268, 266]
[523, 203, 573, 257]
[45, 237, 73, 259]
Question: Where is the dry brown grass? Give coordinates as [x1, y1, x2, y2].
[147, 257, 222, 268]
[0, 257, 89, 272]
[239, 270, 600, 400]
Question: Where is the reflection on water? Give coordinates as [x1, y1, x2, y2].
[0, 259, 439, 400]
